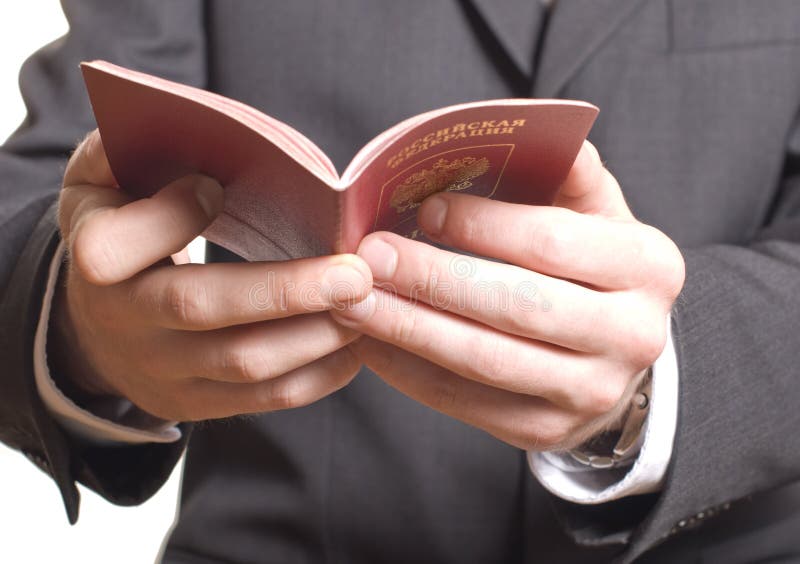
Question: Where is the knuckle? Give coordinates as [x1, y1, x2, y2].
[608, 292, 667, 368]
[261, 377, 305, 411]
[621, 227, 653, 278]
[531, 430, 563, 451]
[638, 227, 686, 296]
[664, 264, 686, 300]
[66, 130, 112, 187]
[502, 307, 540, 340]
[389, 307, 420, 345]
[420, 259, 451, 307]
[658, 245, 686, 299]
[352, 339, 394, 374]
[517, 417, 569, 451]
[84, 144, 107, 181]
[623, 316, 667, 369]
[529, 216, 575, 264]
[639, 227, 669, 266]
[330, 348, 362, 386]
[585, 378, 628, 418]
[63, 134, 90, 184]
[222, 345, 270, 383]
[163, 278, 211, 327]
[469, 335, 509, 382]
[70, 215, 121, 285]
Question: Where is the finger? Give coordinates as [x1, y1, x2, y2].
[171, 246, 192, 265]
[165, 312, 361, 383]
[63, 129, 117, 187]
[354, 231, 620, 352]
[332, 288, 625, 409]
[174, 346, 361, 420]
[123, 254, 372, 330]
[69, 173, 225, 285]
[59, 130, 127, 243]
[417, 195, 670, 289]
[351, 337, 575, 451]
[59, 182, 133, 240]
[551, 140, 633, 219]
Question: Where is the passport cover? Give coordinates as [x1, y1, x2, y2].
[81, 61, 598, 261]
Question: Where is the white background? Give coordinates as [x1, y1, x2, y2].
[0, 3, 183, 563]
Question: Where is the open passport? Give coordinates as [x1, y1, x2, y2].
[81, 61, 598, 261]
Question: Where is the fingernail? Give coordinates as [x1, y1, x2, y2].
[334, 291, 377, 323]
[192, 175, 225, 219]
[322, 261, 371, 304]
[358, 237, 398, 281]
[418, 195, 448, 237]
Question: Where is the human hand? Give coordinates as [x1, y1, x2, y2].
[51, 130, 372, 421]
[334, 142, 684, 450]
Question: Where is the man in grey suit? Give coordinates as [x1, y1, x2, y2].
[2, 1, 800, 562]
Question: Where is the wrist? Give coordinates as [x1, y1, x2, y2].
[47, 267, 117, 404]
[567, 367, 652, 469]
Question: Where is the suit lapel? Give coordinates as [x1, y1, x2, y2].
[533, 0, 647, 98]
[468, 0, 546, 79]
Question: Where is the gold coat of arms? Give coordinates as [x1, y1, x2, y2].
[390, 156, 490, 213]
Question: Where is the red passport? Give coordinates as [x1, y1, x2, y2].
[81, 61, 598, 261]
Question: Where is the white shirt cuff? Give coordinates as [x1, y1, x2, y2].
[528, 315, 679, 504]
[33, 241, 181, 446]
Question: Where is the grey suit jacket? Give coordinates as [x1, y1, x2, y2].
[1, 1, 800, 562]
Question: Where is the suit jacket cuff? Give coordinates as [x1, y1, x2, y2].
[528, 315, 678, 504]
[1, 202, 189, 524]
[34, 241, 181, 446]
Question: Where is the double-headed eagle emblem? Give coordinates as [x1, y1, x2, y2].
[390, 156, 490, 213]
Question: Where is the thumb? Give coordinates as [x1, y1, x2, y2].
[552, 141, 633, 220]
[69, 174, 224, 285]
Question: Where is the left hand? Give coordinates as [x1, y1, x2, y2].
[333, 142, 685, 451]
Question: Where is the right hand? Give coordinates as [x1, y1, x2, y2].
[51, 130, 372, 421]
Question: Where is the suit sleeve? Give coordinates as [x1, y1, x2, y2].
[0, 0, 205, 523]
[552, 108, 800, 562]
